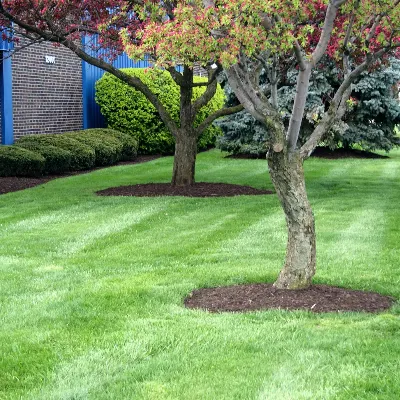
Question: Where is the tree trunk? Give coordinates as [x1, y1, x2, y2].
[171, 131, 197, 186]
[268, 150, 316, 289]
[171, 65, 197, 187]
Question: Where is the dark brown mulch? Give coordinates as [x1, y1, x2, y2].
[0, 155, 160, 196]
[310, 147, 388, 159]
[184, 283, 395, 313]
[96, 182, 273, 198]
[227, 147, 388, 160]
[226, 153, 266, 159]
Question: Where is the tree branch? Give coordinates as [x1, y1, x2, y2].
[195, 104, 244, 135]
[0, 5, 180, 136]
[300, 48, 388, 159]
[311, 0, 347, 66]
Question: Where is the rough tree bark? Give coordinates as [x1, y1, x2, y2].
[268, 150, 316, 289]
[171, 66, 197, 186]
[172, 129, 198, 186]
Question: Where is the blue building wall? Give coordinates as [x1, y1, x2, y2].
[82, 36, 151, 129]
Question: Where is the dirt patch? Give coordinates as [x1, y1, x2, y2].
[0, 155, 160, 196]
[96, 182, 273, 198]
[184, 283, 395, 313]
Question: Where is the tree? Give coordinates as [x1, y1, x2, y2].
[211, 0, 400, 288]
[217, 58, 400, 156]
[112, 0, 400, 289]
[0, 1, 243, 186]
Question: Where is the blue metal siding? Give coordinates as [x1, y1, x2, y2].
[82, 36, 151, 129]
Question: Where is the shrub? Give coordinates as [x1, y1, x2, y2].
[16, 142, 72, 174]
[95, 68, 224, 154]
[17, 134, 95, 171]
[0, 146, 45, 177]
[64, 130, 123, 166]
[86, 129, 138, 161]
[216, 110, 268, 156]
[217, 59, 400, 156]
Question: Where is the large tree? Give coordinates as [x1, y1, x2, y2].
[0, 1, 242, 186]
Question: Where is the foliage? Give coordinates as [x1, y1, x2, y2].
[17, 134, 96, 171]
[0, 145, 45, 177]
[64, 131, 123, 167]
[84, 129, 138, 161]
[16, 142, 72, 174]
[95, 68, 224, 154]
[341, 59, 400, 151]
[217, 59, 400, 155]
[216, 110, 268, 156]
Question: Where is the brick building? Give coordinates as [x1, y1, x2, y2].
[0, 36, 148, 145]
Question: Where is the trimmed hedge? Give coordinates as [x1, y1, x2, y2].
[1, 129, 138, 178]
[0, 146, 45, 177]
[16, 142, 72, 174]
[64, 130, 123, 166]
[17, 134, 96, 171]
[95, 68, 225, 154]
[84, 129, 138, 161]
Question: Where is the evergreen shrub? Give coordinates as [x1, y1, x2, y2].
[16, 142, 72, 174]
[0, 146, 45, 177]
[17, 134, 96, 170]
[83, 129, 138, 161]
[64, 130, 123, 166]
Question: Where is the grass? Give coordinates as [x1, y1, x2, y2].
[0, 149, 399, 400]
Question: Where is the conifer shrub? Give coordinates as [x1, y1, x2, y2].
[82, 129, 138, 161]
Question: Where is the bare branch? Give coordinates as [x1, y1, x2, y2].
[311, 1, 347, 66]
[300, 48, 388, 159]
[0, 2, 180, 136]
[195, 104, 244, 135]
[293, 40, 307, 71]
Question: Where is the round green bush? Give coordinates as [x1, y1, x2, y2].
[84, 129, 138, 161]
[95, 68, 225, 154]
[0, 146, 45, 177]
[64, 130, 123, 166]
[17, 134, 95, 171]
[16, 142, 72, 174]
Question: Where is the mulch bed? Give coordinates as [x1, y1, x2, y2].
[227, 147, 388, 160]
[0, 155, 159, 196]
[310, 147, 388, 159]
[97, 182, 273, 197]
[184, 283, 395, 313]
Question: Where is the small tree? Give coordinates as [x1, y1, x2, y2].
[0, 1, 243, 186]
[211, 0, 400, 288]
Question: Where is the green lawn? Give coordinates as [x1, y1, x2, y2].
[1, 149, 399, 400]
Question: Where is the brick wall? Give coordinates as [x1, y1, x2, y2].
[11, 39, 83, 140]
